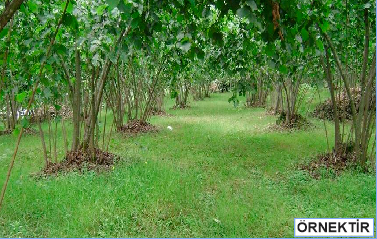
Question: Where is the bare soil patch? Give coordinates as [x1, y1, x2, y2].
[0, 130, 12, 136]
[117, 120, 158, 135]
[300, 144, 358, 179]
[150, 110, 171, 117]
[170, 105, 191, 110]
[276, 112, 311, 129]
[23, 128, 38, 135]
[264, 112, 313, 132]
[41, 148, 118, 176]
[312, 87, 375, 121]
[0, 128, 37, 136]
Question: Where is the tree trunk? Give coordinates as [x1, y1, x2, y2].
[71, 47, 82, 151]
[321, 49, 342, 153]
[37, 116, 48, 166]
[274, 84, 282, 114]
[0, 0, 25, 33]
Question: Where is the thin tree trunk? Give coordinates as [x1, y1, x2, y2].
[71, 46, 82, 151]
[274, 84, 281, 114]
[61, 118, 68, 153]
[54, 120, 58, 163]
[102, 105, 108, 148]
[37, 116, 48, 166]
[106, 121, 114, 152]
[48, 112, 52, 160]
[88, 65, 96, 156]
[282, 80, 291, 124]
[321, 48, 341, 153]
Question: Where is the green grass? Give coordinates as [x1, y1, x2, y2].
[0, 93, 375, 237]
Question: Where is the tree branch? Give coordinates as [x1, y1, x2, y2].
[0, 0, 25, 33]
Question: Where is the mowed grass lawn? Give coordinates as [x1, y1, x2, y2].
[0, 93, 375, 237]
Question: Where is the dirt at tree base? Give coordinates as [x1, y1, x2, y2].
[170, 105, 191, 110]
[300, 144, 358, 179]
[264, 123, 314, 133]
[0, 128, 37, 136]
[266, 112, 313, 132]
[150, 110, 171, 117]
[117, 120, 158, 135]
[0, 130, 12, 136]
[41, 148, 118, 176]
[312, 87, 375, 121]
[245, 102, 265, 108]
[22, 128, 38, 135]
[264, 108, 280, 116]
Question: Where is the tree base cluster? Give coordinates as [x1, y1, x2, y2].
[276, 112, 311, 129]
[150, 109, 170, 117]
[40, 148, 118, 176]
[117, 120, 158, 135]
[300, 143, 364, 179]
[312, 87, 375, 121]
[170, 104, 191, 110]
[0, 127, 37, 136]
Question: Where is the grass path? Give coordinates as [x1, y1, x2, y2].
[0, 93, 375, 237]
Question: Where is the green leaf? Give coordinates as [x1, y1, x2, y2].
[133, 38, 142, 50]
[180, 41, 192, 52]
[66, 1, 74, 14]
[316, 39, 324, 51]
[246, 0, 257, 11]
[296, 11, 303, 22]
[236, 8, 251, 19]
[40, 77, 49, 86]
[301, 28, 309, 41]
[265, 44, 275, 57]
[188, 0, 195, 7]
[28, 0, 38, 13]
[320, 21, 330, 33]
[279, 65, 288, 74]
[118, 1, 132, 14]
[20, 3, 26, 13]
[295, 34, 302, 43]
[153, 22, 162, 32]
[16, 92, 27, 103]
[62, 13, 79, 30]
[267, 59, 276, 69]
[21, 118, 29, 128]
[55, 44, 67, 55]
[177, 14, 184, 23]
[177, 32, 184, 41]
[96, 5, 107, 15]
[45, 64, 53, 73]
[43, 88, 52, 98]
[109, 52, 117, 63]
[54, 104, 62, 111]
[12, 126, 20, 137]
[364, 3, 371, 9]
[106, 0, 120, 10]
[195, 47, 205, 59]
[170, 90, 178, 99]
[131, 18, 140, 29]
[0, 28, 8, 39]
